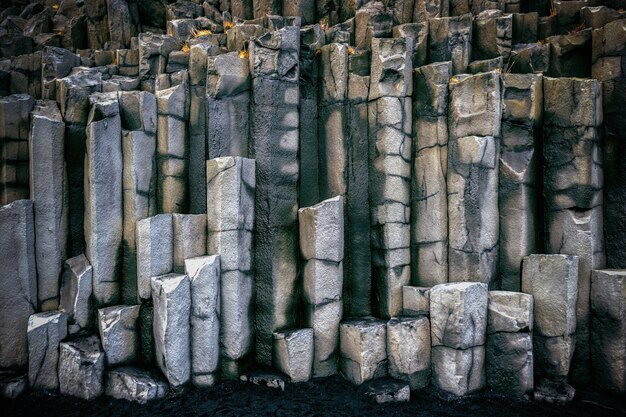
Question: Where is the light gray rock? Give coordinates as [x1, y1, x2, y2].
[368, 37, 412, 101]
[590, 269, 626, 392]
[273, 328, 314, 383]
[29, 100, 67, 311]
[473, 10, 512, 62]
[534, 334, 575, 382]
[430, 282, 488, 349]
[393, 22, 429, 68]
[431, 345, 486, 396]
[152, 273, 191, 389]
[59, 254, 93, 335]
[41, 47, 81, 99]
[411, 62, 451, 287]
[106, 366, 168, 403]
[0, 199, 36, 369]
[0, 371, 27, 399]
[138, 33, 182, 79]
[185, 256, 221, 388]
[118, 91, 157, 134]
[59, 335, 105, 399]
[402, 286, 430, 316]
[354, 2, 393, 50]
[172, 214, 207, 273]
[27, 311, 67, 391]
[303, 260, 343, 305]
[363, 378, 411, 403]
[428, 14, 472, 75]
[207, 229, 253, 273]
[339, 318, 387, 385]
[85, 93, 123, 307]
[486, 332, 533, 396]
[97, 305, 140, 366]
[521, 255, 578, 338]
[487, 291, 533, 334]
[136, 214, 174, 302]
[299, 196, 344, 262]
[387, 317, 430, 390]
[414, 0, 448, 21]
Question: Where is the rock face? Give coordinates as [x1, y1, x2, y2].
[172, 214, 207, 272]
[136, 214, 174, 302]
[152, 273, 191, 389]
[27, 311, 67, 391]
[273, 328, 314, 383]
[387, 317, 430, 390]
[106, 367, 168, 404]
[59, 254, 93, 335]
[431, 345, 485, 396]
[339, 318, 387, 385]
[59, 336, 105, 400]
[97, 305, 140, 366]
[428, 14, 472, 75]
[402, 286, 430, 317]
[0, 199, 36, 370]
[590, 269, 626, 392]
[299, 196, 344, 378]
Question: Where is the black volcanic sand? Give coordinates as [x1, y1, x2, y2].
[2, 375, 625, 417]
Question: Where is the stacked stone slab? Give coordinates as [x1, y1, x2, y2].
[592, 19, 626, 270]
[486, 291, 534, 396]
[499, 74, 542, 291]
[156, 78, 190, 213]
[590, 269, 626, 392]
[206, 157, 255, 378]
[85, 92, 123, 307]
[522, 255, 578, 389]
[543, 77, 605, 385]
[393, 22, 429, 69]
[299, 196, 344, 377]
[172, 214, 207, 273]
[428, 14, 472, 74]
[339, 318, 388, 385]
[0, 94, 35, 205]
[273, 328, 314, 383]
[29, 100, 67, 311]
[97, 305, 140, 366]
[411, 61, 451, 287]
[27, 311, 67, 391]
[119, 90, 158, 304]
[249, 27, 300, 366]
[138, 33, 183, 82]
[185, 255, 221, 387]
[473, 10, 512, 64]
[368, 37, 412, 318]
[0, 200, 36, 370]
[346, 49, 372, 316]
[402, 286, 430, 316]
[59, 254, 94, 335]
[59, 335, 105, 399]
[430, 282, 488, 396]
[387, 316, 431, 390]
[447, 71, 500, 286]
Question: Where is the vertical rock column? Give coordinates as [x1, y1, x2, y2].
[499, 74, 542, 292]
[447, 71, 500, 286]
[28, 312, 68, 392]
[249, 27, 300, 366]
[119, 91, 158, 304]
[368, 37, 413, 319]
[30, 100, 68, 311]
[346, 50, 372, 316]
[299, 196, 344, 377]
[206, 51, 251, 159]
[85, 93, 123, 307]
[206, 157, 256, 378]
[428, 14, 472, 75]
[543, 77, 605, 385]
[411, 61, 451, 287]
[0, 94, 35, 205]
[430, 282, 488, 396]
[156, 80, 189, 214]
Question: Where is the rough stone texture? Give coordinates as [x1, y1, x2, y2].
[590, 269, 626, 392]
[41, 47, 81, 99]
[106, 367, 168, 404]
[393, 23, 428, 70]
[486, 332, 533, 396]
[499, 74, 542, 292]
[354, 2, 394, 50]
[136, 214, 174, 302]
[27, 311, 67, 391]
[431, 345, 486, 396]
[29, 100, 67, 311]
[59, 336, 105, 400]
[299, 196, 344, 263]
[172, 214, 207, 273]
[363, 378, 411, 404]
[0, 199, 36, 370]
[273, 328, 314, 383]
[59, 254, 93, 335]
[534, 378, 576, 404]
[430, 282, 488, 349]
[473, 10, 512, 62]
[414, 0, 449, 21]
[250, 26, 300, 366]
[487, 291, 533, 334]
[152, 273, 191, 389]
[509, 42, 550, 74]
[138, 33, 182, 80]
[85, 93, 123, 307]
[0, 371, 27, 399]
[547, 29, 592, 78]
[411, 61, 451, 287]
[428, 14, 472, 75]
[368, 38, 412, 101]
[402, 286, 430, 316]
[387, 317, 430, 390]
[97, 305, 140, 366]
[185, 256, 221, 388]
[339, 318, 387, 385]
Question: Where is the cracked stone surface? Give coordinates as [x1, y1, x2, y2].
[97, 305, 140, 366]
[106, 366, 168, 404]
[27, 311, 67, 391]
[387, 317, 431, 390]
[339, 318, 387, 385]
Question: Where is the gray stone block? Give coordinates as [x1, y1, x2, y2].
[173, 214, 207, 273]
[486, 332, 533, 396]
[106, 367, 168, 404]
[339, 318, 387, 385]
[393, 23, 429, 68]
[273, 328, 314, 383]
[59, 254, 93, 335]
[363, 378, 411, 404]
[431, 345, 485, 396]
[369, 38, 412, 101]
[220, 270, 254, 373]
[299, 196, 344, 262]
[534, 334, 575, 382]
[0, 371, 27, 399]
[136, 214, 174, 302]
[402, 286, 430, 317]
[28, 311, 67, 391]
[387, 317, 431, 390]
[303, 260, 343, 305]
[305, 299, 342, 378]
[428, 14, 472, 75]
[59, 336, 105, 399]
[487, 291, 533, 334]
[97, 305, 140, 366]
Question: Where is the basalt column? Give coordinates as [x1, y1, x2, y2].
[543, 77, 605, 385]
[447, 71, 500, 286]
[499, 74, 542, 291]
[368, 37, 413, 319]
[411, 61, 451, 287]
[249, 27, 300, 366]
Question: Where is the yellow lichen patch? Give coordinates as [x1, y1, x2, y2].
[52, 4, 59, 11]
[191, 28, 213, 38]
[182, 43, 190, 53]
[224, 21, 234, 30]
[239, 49, 249, 59]
[56, 31, 63, 36]
[348, 47, 355, 55]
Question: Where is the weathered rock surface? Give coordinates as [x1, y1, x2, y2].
[339, 318, 387, 385]
[431, 345, 485, 396]
[487, 291, 533, 334]
[363, 378, 411, 404]
[273, 328, 314, 383]
[386, 317, 430, 390]
[97, 305, 140, 366]
[106, 367, 168, 404]
[136, 214, 174, 302]
[0, 371, 27, 399]
[59, 254, 93, 335]
[172, 214, 207, 273]
[402, 286, 430, 316]
[27, 311, 67, 391]
[59, 336, 105, 399]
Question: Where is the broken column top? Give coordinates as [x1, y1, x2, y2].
[413, 61, 452, 116]
[118, 90, 157, 134]
[487, 291, 533, 334]
[368, 37, 412, 101]
[298, 195, 344, 262]
[249, 26, 300, 81]
[543, 77, 601, 127]
[449, 71, 501, 139]
[501, 73, 543, 126]
[591, 269, 626, 320]
[206, 52, 251, 98]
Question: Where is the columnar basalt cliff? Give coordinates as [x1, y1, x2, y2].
[0, 0, 625, 406]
